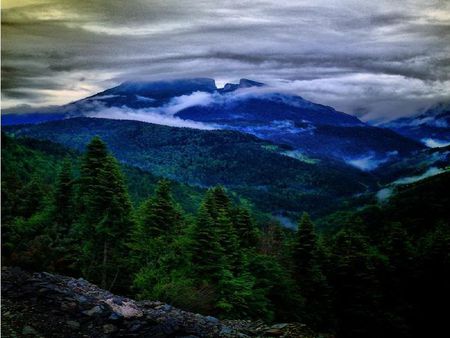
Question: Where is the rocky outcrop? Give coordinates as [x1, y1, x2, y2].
[1, 267, 319, 338]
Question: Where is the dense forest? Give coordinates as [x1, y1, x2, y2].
[5, 117, 376, 219]
[2, 133, 450, 338]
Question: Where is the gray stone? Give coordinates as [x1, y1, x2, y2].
[66, 320, 80, 329]
[205, 315, 219, 324]
[83, 305, 102, 316]
[162, 304, 172, 312]
[103, 324, 117, 334]
[22, 325, 38, 335]
[109, 312, 123, 320]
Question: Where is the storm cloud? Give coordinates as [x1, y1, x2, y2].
[2, 0, 450, 121]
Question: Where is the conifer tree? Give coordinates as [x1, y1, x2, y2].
[44, 159, 77, 272]
[292, 213, 331, 329]
[203, 186, 241, 270]
[190, 204, 224, 281]
[216, 209, 241, 270]
[52, 158, 74, 234]
[203, 186, 232, 221]
[293, 213, 317, 278]
[330, 229, 383, 338]
[139, 179, 181, 238]
[78, 137, 133, 290]
[234, 207, 259, 249]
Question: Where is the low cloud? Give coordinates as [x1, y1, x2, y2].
[163, 91, 215, 115]
[79, 95, 217, 129]
[377, 166, 448, 201]
[86, 107, 215, 130]
[346, 151, 398, 171]
[394, 167, 446, 185]
[422, 138, 450, 148]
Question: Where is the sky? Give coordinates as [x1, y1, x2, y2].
[2, 0, 450, 122]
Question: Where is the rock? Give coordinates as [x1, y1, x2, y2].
[219, 326, 233, 335]
[129, 322, 142, 332]
[108, 312, 124, 321]
[2, 267, 318, 338]
[162, 304, 172, 312]
[103, 324, 117, 334]
[61, 301, 77, 311]
[205, 315, 220, 324]
[264, 327, 284, 336]
[83, 305, 103, 316]
[105, 298, 143, 318]
[66, 320, 80, 329]
[22, 325, 38, 335]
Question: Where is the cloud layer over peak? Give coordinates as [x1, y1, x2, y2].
[2, 0, 450, 121]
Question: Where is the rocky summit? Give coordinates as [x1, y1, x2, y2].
[1, 267, 320, 338]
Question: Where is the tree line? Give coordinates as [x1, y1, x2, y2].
[2, 136, 449, 338]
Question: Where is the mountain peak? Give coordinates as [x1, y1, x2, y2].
[115, 78, 217, 94]
[219, 78, 265, 93]
[238, 78, 265, 88]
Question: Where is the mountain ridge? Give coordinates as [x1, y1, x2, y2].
[2, 77, 424, 167]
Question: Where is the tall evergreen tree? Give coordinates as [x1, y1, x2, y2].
[78, 137, 133, 290]
[292, 213, 331, 329]
[216, 209, 241, 270]
[52, 158, 74, 234]
[44, 159, 77, 272]
[139, 179, 181, 238]
[330, 229, 383, 338]
[190, 203, 224, 281]
[234, 207, 259, 249]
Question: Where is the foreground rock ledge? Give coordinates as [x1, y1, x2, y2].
[1, 267, 319, 338]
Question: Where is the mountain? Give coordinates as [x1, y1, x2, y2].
[373, 145, 450, 185]
[81, 78, 218, 109]
[381, 102, 450, 147]
[1, 132, 205, 213]
[2, 78, 424, 169]
[4, 117, 376, 219]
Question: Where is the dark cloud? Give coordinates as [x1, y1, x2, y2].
[2, 0, 450, 121]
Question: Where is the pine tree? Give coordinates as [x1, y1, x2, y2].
[330, 229, 383, 338]
[293, 213, 317, 278]
[52, 158, 74, 234]
[216, 209, 241, 270]
[139, 179, 181, 238]
[43, 159, 77, 272]
[78, 137, 133, 290]
[203, 186, 232, 221]
[190, 203, 224, 281]
[234, 207, 259, 249]
[292, 213, 331, 329]
[17, 176, 47, 219]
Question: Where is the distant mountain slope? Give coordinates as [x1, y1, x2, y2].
[1, 133, 205, 213]
[2, 78, 424, 168]
[381, 102, 450, 147]
[5, 117, 376, 218]
[373, 145, 450, 184]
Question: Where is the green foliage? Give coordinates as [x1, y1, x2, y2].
[5, 117, 376, 218]
[292, 213, 331, 329]
[189, 204, 224, 281]
[138, 179, 183, 238]
[77, 137, 134, 289]
[2, 131, 449, 338]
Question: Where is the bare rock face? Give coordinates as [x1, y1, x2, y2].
[1, 267, 320, 338]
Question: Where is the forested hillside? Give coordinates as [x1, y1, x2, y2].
[2, 133, 449, 338]
[5, 117, 376, 218]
